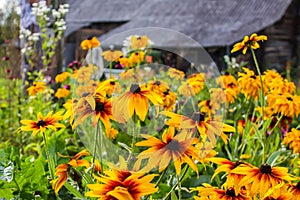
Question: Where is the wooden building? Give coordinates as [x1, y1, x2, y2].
[65, 0, 300, 78]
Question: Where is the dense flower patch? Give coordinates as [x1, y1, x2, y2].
[0, 6, 299, 198]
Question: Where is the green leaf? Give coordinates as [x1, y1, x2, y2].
[0, 188, 14, 199]
[266, 150, 282, 166]
[171, 191, 178, 200]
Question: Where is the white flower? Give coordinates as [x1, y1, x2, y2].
[52, 9, 61, 18]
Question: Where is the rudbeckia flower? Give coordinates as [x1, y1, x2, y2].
[75, 80, 99, 97]
[63, 99, 76, 128]
[55, 72, 70, 83]
[129, 51, 145, 64]
[85, 156, 158, 200]
[283, 128, 300, 154]
[112, 83, 163, 123]
[73, 94, 113, 133]
[55, 88, 71, 99]
[130, 35, 150, 50]
[27, 82, 46, 96]
[167, 68, 185, 80]
[238, 67, 264, 99]
[231, 163, 294, 197]
[161, 111, 235, 145]
[96, 78, 121, 96]
[102, 50, 123, 62]
[135, 127, 201, 174]
[209, 157, 252, 194]
[160, 89, 177, 111]
[74, 64, 96, 83]
[20, 111, 65, 136]
[288, 181, 300, 200]
[80, 37, 100, 50]
[271, 94, 300, 118]
[262, 183, 292, 200]
[119, 57, 132, 68]
[198, 100, 220, 116]
[231, 33, 267, 54]
[192, 184, 251, 200]
[196, 141, 217, 165]
[52, 149, 91, 194]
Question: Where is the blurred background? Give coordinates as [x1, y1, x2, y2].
[0, 0, 299, 81]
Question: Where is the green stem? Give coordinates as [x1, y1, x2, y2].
[109, 62, 112, 77]
[145, 168, 168, 200]
[42, 132, 55, 180]
[251, 48, 265, 123]
[163, 165, 189, 200]
[268, 114, 283, 135]
[92, 123, 103, 174]
[251, 48, 266, 164]
[64, 182, 84, 198]
[177, 174, 182, 200]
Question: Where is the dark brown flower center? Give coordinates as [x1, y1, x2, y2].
[224, 72, 230, 76]
[234, 160, 244, 168]
[155, 81, 161, 85]
[191, 112, 205, 122]
[264, 197, 276, 200]
[226, 188, 235, 197]
[287, 97, 293, 101]
[259, 164, 272, 174]
[250, 75, 256, 79]
[37, 120, 47, 127]
[110, 81, 115, 85]
[167, 140, 180, 151]
[82, 92, 90, 97]
[296, 181, 300, 189]
[164, 89, 170, 95]
[228, 82, 236, 88]
[95, 101, 105, 112]
[130, 84, 141, 93]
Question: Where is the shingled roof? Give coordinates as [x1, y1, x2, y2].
[66, 0, 292, 47]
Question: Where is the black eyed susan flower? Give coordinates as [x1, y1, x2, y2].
[269, 79, 296, 95]
[96, 78, 121, 97]
[112, 83, 163, 123]
[198, 100, 220, 117]
[160, 89, 177, 111]
[129, 51, 145, 64]
[55, 72, 70, 83]
[20, 111, 65, 136]
[119, 57, 132, 68]
[272, 94, 300, 118]
[262, 183, 292, 200]
[85, 156, 158, 200]
[288, 181, 300, 200]
[80, 36, 100, 50]
[73, 64, 96, 83]
[102, 50, 123, 62]
[55, 88, 71, 99]
[27, 82, 46, 96]
[161, 111, 235, 145]
[135, 127, 201, 174]
[73, 94, 113, 133]
[75, 80, 99, 97]
[238, 67, 265, 99]
[52, 150, 91, 194]
[283, 128, 300, 154]
[231, 163, 294, 197]
[167, 68, 185, 80]
[130, 35, 150, 50]
[195, 141, 217, 165]
[192, 184, 251, 200]
[208, 157, 252, 195]
[231, 33, 267, 54]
